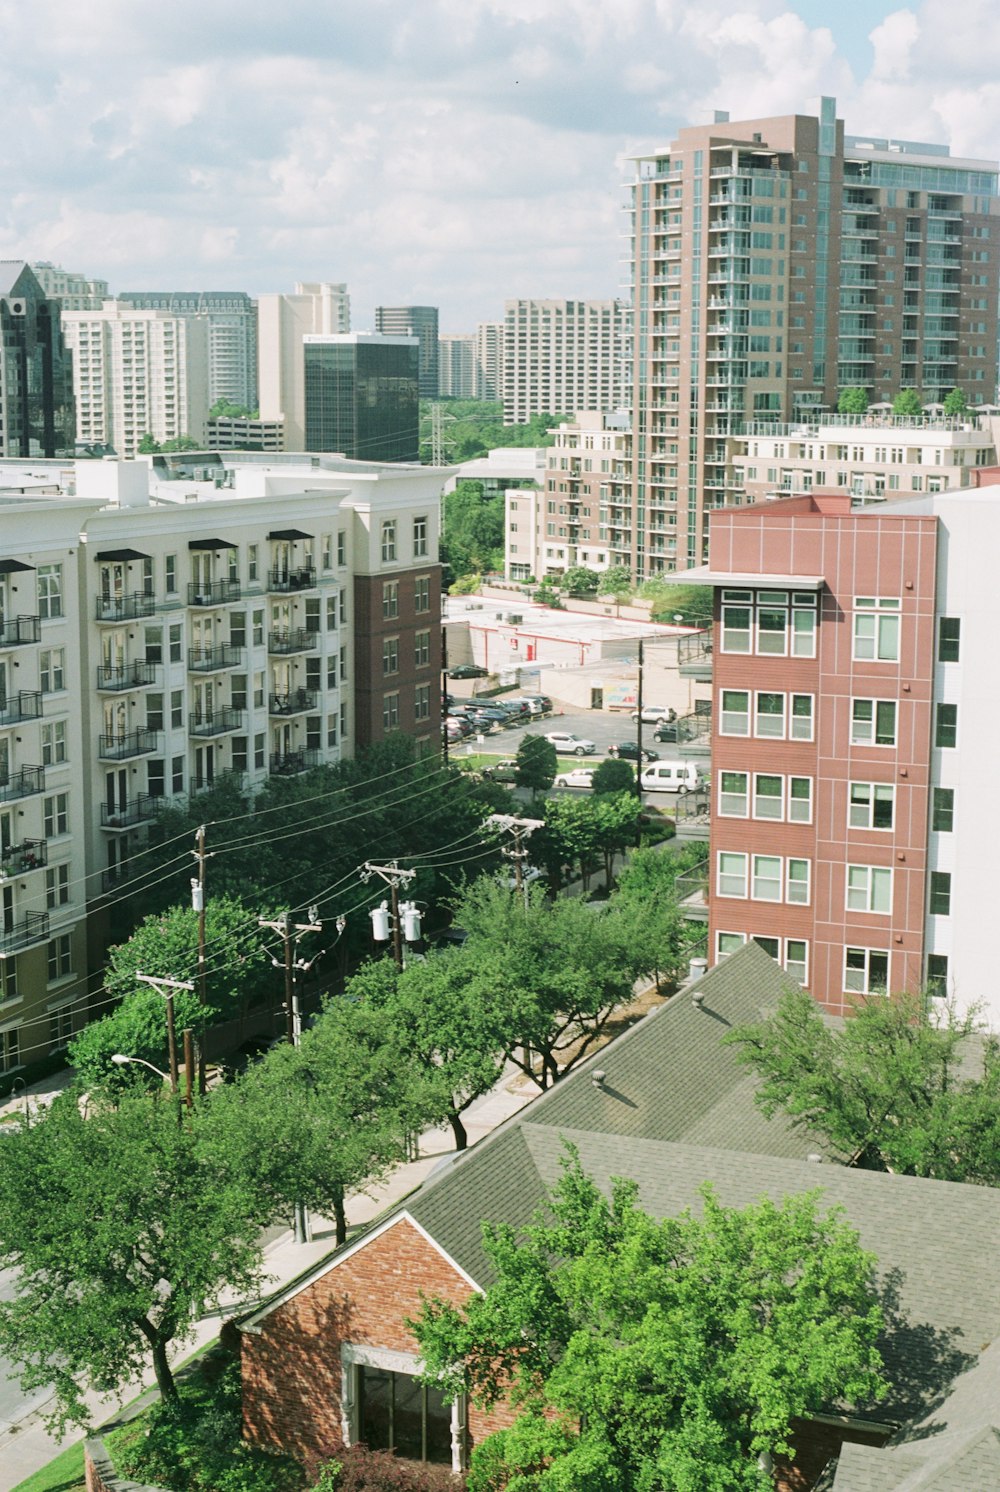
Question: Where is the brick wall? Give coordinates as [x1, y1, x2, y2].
[242, 1216, 516, 1475]
[774, 1418, 890, 1490]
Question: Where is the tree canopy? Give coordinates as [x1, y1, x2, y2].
[0, 1089, 266, 1430]
[412, 1148, 886, 1492]
[726, 986, 1000, 1180]
[943, 387, 969, 416]
[596, 566, 634, 601]
[837, 386, 869, 414]
[514, 735, 557, 797]
[892, 389, 923, 416]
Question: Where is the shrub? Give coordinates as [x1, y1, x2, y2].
[315, 1446, 466, 1491]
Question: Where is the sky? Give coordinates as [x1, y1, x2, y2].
[2, 0, 999, 330]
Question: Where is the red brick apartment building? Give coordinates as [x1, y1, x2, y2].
[704, 491, 943, 1014]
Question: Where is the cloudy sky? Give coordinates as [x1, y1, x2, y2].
[1, 0, 998, 330]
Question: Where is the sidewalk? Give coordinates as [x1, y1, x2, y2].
[0, 1063, 539, 1492]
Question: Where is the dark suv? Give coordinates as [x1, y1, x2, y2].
[608, 741, 659, 763]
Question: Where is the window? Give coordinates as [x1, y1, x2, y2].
[786, 859, 810, 905]
[37, 565, 63, 620]
[248, 544, 258, 583]
[382, 638, 399, 676]
[339, 646, 347, 682]
[720, 690, 749, 735]
[928, 870, 951, 916]
[849, 782, 894, 830]
[50, 1005, 74, 1051]
[45, 864, 69, 908]
[165, 554, 177, 594]
[414, 630, 430, 668]
[784, 939, 808, 986]
[382, 581, 399, 620]
[844, 946, 889, 994]
[853, 597, 900, 661]
[44, 793, 68, 837]
[327, 713, 338, 747]
[253, 671, 264, 708]
[327, 596, 338, 632]
[717, 852, 748, 898]
[753, 855, 782, 901]
[337, 530, 346, 567]
[413, 516, 428, 557]
[339, 591, 347, 625]
[414, 576, 430, 613]
[40, 722, 67, 765]
[719, 771, 748, 816]
[931, 786, 954, 832]
[414, 684, 431, 721]
[716, 931, 747, 959]
[943, 617, 961, 665]
[926, 953, 949, 998]
[847, 864, 892, 914]
[40, 649, 64, 693]
[146, 693, 164, 732]
[788, 777, 812, 823]
[172, 755, 184, 793]
[171, 689, 184, 728]
[790, 694, 814, 741]
[0, 1027, 20, 1071]
[253, 609, 265, 646]
[47, 935, 72, 983]
[147, 759, 165, 798]
[753, 774, 783, 819]
[755, 692, 785, 738]
[230, 611, 247, 649]
[0, 962, 17, 1005]
[935, 703, 957, 748]
[322, 534, 333, 571]
[169, 624, 183, 663]
[254, 733, 265, 770]
[355, 1365, 452, 1466]
[850, 699, 896, 746]
[720, 588, 816, 656]
[383, 692, 400, 730]
[381, 521, 397, 562]
[720, 591, 751, 653]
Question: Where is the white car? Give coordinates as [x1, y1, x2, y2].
[630, 705, 672, 724]
[545, 731, 596, 756]
[554, 768, 595, 790]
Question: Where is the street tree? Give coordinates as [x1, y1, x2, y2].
[69, 895, 275, 1092]
[643, 579, 714, 627]
[534, 795, 602, 889]
[455, 879, 640, 1088]
[561, 566, 599, 594]
[727, 986, 1000, 1181]
[590, 757, 635, 797]
[892, 389, 923, 416]
[596, 565, 633, 602]
[412, 1148, 886, 1492]
[838, 386, 869, 414]
[943, 387, 969, 416]
[611, 842, 705, 986]
[0, 1089, 266, 1432]
[514, 735, 557, 797]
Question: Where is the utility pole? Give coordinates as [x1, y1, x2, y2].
[135, 973, 194, 1097]
[441, 628, 450, 767]
[191, 826, 211, 1096]
[361, 861, 418, 967]
[635, 638, 645, 800]
[182, 1028, 194, 1112]
[485, 815, 544, 905]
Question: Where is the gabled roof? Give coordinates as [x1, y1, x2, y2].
[0, 261, 36, 298]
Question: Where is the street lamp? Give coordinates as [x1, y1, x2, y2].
[111, 1052, 171, 1081]
[111, 1051, 192, 1116]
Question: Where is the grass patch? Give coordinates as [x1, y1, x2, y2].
[8, 1440, 85, 1492]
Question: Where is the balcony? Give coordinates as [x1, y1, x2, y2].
[674, 858, 709, 921]
[97, 660, 158, 691]
[0, 839, 47, 876]
[0, 766, 45, 803]
[101, 866, 133, 894]
[97, 728, 159, 760]
[671, 786, 711, 843]
[267, 565, 316, 594]
[268, 627, 316, 655]
[269, 749, 321, 776]
[0, 691, 43, 726]
[0, 911, 50, 954]
[268, 688, 318, 717]
[100, 795, 159, 831]
[189, 707, 245, 738]
[187, 579, 242, 607]
[187, 644, 244, 672]
[678, 629, 713, 679]
[0, 615, 41, 647]
[96, 593, 157, 623]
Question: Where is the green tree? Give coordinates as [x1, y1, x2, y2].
[596, 565, 633, 602]
[208, 398, 256, 420]
[642, 580, 714, 628]
[590, 757, 635, 797]
[455, 880, 641, 1087]
[943, 387, 969, 417]
[0, 1089, 266, 1430]
[727, 986, 1000, 1180]
[159, 435, 201, 452]
[611, 843, 706, 986]
[561, 566, 599, 594]
[412, 1148, 885, 1492]
[838, 386, 869, 414]
[892, 389, 923, 416]
[515, 735, 557, 797]
[205, 990, 433, 1245]
[442, 480, 505, 579]
[69, 896, 276, 1092]
[137, 433, 160, 454]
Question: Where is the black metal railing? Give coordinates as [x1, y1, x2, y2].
[0, 766, 45, 802]
[0, 839, 47, 875]
[187, 644, 244, 672]
[96, 660, 158, 691]
[675, 857, 709, 905]
[186, 579, 242, 606]
[100, 795, 159, 830]
[0, 912, 49, 954]
[189, 707, 245, 737]
[0, 691, 42, 725]
[269, 749, 321, 776]
[268, 688, 317, 716]
[678, 629, 713, 667]
[97, 728, 159, 760]
[267, 627, 315, 654]
[95, 593, 157, 622]
[267, 565, 316, 593]
[0, 615, 41, 646]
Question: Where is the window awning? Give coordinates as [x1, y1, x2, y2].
[188, 538, 238, 550]
[0, 559, 35, 574]
[94, 548, 151, 563]
[267, 528, 313, 542]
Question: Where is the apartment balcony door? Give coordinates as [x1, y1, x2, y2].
[104, 699, 128, 740]
[195, 745, 215, 788]
[2, 886, 12, 936]
[191, 552, 215, 597]
[0, 660, 7, 713]
[192, 616, 214, 650]
[272, 541, 292, 584]
[0, 811, 11, 858]
[193, 681, 215, 724]
[271, 600, 292, 630]
[105, 769, 128, 816]
[100, 563, 126, 606]
[272, 723, 293, 758]
[102, 630, 126, 673]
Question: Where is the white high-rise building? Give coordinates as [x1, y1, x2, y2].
[438, 334, 476, 398]
[257, 283, 351, 450]
[118, 292, 258, 412]
[30, 263, 110, 312]
[475, 321, 504, 402]
[502, 299, 623, 426]
[62, 304, 210, 457]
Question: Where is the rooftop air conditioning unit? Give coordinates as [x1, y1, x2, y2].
[507, 614, 523, 625]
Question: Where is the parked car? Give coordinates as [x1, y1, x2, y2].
[545, 731, 596, 756]
[449, 663, 489, 679]
[498, 699, 532, 720]
[554, 768, 595, 790]
[468, 707, 510, 727]
[639, 761, 702, 794]
[482, 758, 519, 783]
[608, 741, 659, 763]
[631, 704, 674, 724]
[509, 695, 552, 715]
[653, 721, 680, 743]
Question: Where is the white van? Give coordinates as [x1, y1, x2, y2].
[639, 761, 702, 794]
